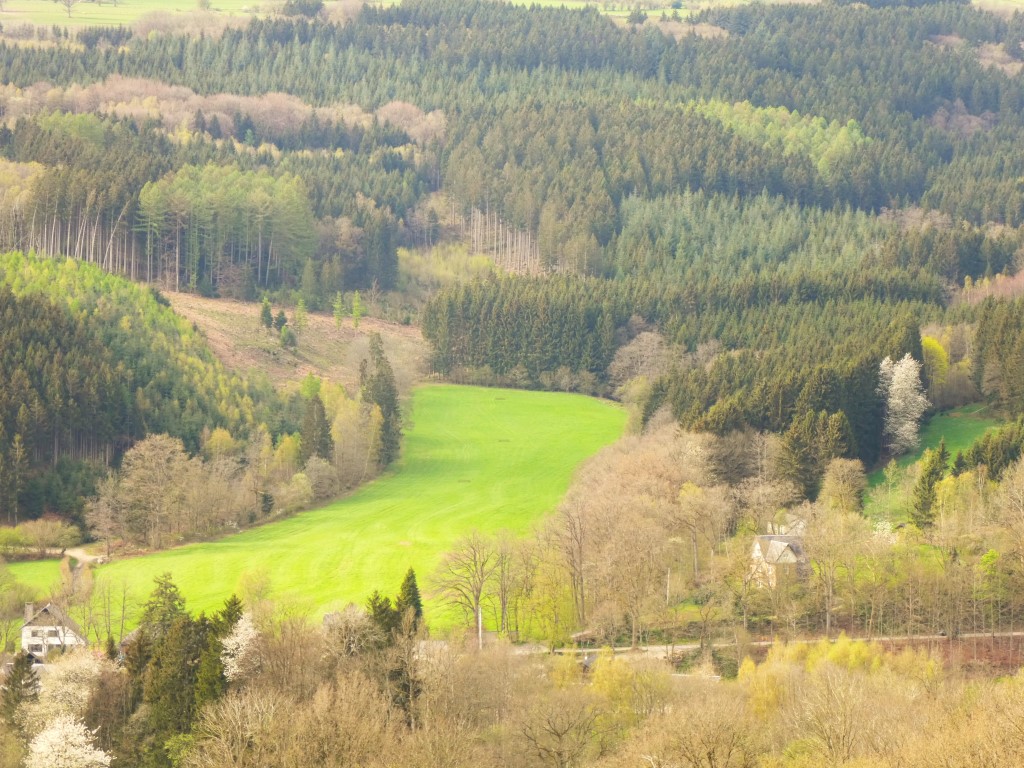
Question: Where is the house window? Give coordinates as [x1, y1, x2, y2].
[46, 630, 59, 638]
[30, 630, 42, 638]
[28, 644, 43, 654]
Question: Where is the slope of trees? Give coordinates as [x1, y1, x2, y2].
[0, 251, 294, 522]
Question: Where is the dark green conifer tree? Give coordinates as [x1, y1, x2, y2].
[360, 333, 402, 467]
[141, 573, 187, 640]
[1, 652, 38, 728]
[260, 296, 273, 329]
[395, 567, 424, 628]
[300, 393, 334, 464]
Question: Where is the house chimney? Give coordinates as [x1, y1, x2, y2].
[23, 603, 34, 623]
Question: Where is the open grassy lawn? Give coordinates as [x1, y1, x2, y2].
[864, 404, 1003, 520]
[0, 0, 258, 29]
[867, 404, 1002, 487]
[10, 384, 625, 626]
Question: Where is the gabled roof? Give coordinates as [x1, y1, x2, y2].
[752, 535, 806, 563]
[22, 603, 85, 640]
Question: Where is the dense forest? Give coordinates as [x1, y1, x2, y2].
[1, 0, 1024, 467]
[9, 0, 1024, 764]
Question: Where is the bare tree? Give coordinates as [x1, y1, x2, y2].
[519, 689, 605, 768]
[432, 531, 497, 647]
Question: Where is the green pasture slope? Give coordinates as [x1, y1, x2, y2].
[867, 404, 1002, 487]
[11, 384, 625, 624]
[864, 404, 1002, 520]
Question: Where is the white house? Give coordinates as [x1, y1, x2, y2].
[21, 603, 88, 661]
[750, 535, 807, 589]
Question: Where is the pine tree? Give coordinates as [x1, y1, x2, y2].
[294, 298, 308, 335]
[216, 595, 244, 635]
[273, 310, 288, 332]
[1, 652, 39, 727]
[951, 450, 967, 477]
[395, 568, 423, 628]
[143, 614, 206, 753]
[366, 590, 398, 642]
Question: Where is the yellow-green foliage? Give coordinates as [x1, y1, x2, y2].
[397, 244, 499, 303]
[550, 653, 583, 689]
[684, 99, 871, 179]
[743, 635, 940, 719]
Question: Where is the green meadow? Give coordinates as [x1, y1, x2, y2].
[864, 404, 1002, 520]
[0, 0, 258, 29]
[10, 384, 625, 625]
[867, 404, 1002, 488]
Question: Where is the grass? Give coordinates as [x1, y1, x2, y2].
[867, 404, 1002, 488]
[0, 0, 258, 30]
[864, 404, 1003, 520]
[10, 384, 626, 626]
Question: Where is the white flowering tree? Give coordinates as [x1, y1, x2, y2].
[878, 353, 929, 456]
[20, 651, 107, 736]
[221, 612, 261, 683]
[25, 716, 111, 768]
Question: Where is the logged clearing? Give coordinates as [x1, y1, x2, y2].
[10, 385, 626, 625]
[166, 292, 428, 396]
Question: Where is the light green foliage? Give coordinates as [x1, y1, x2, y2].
[921, 336, 949, 389]
[294, 298, 308, 335]
[11, 386, 625, 627]
[351, 291, 364, 329]
[684, 100, 872, 179]
[299, 374, 322, 401]
[0, 0, 257, 28]
[332, 292, 345, 327]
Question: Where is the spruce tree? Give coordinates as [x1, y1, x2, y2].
[366, 591, 399, 642]
[273, 310, 288, 332]
[300, 393, 334, 464]
[141, 573, 187, 640]
[395, 568, 423, 628]
[1, 652, 38, 727]
[911, 442, 947, 529]
[360, 333, 402, 467]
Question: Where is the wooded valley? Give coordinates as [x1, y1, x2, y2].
[4, 0, 1024, 764]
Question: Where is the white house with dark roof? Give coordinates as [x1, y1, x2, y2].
[750, 535, 808, 589]
[21, 603, 88, 661]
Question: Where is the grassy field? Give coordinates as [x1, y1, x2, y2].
[10, 384, 625, 626]
[864, 404, 1002, 520]
[867, 404, 1001, 487]
[0, 0, 258, 30]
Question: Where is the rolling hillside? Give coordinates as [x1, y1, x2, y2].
[10, 384, 626, 625]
